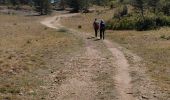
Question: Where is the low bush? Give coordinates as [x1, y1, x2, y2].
[160, 35, 170, 40]
[136, 17, 156, 31]
[161, 2, 170, 16]
[113, 5, 128, 19]
[107, 17, 136, 30]
[107, 15, 170, 31]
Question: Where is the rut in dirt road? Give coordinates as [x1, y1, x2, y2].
[104, 40, 134, 100]
[41, 13, 136, 100]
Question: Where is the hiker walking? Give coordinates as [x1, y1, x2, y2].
[100, 19, 106, 40]
[93, 18, 99, 38]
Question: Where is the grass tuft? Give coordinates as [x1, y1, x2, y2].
[57, 28, 68, 32]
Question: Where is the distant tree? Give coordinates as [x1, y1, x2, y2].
[119, 0, 124, 3]
[131, 0, 147, 18]
[10, 0, 20, 6]
[93, 0, 111, 6]
[33, 0, 51, 15]
[19, 0, 31, 4]
[66, 0, 90, 12]
[162, 3, 170, 16]
[160, 0, 170, 16]
[148, 0, 160, 13]
[59, 0, 66, 10]
[0, 0, 32, 5]
[0, 0, 6, 4]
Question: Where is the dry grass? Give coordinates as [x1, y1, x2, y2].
[107, 29, 170, 90]
[60, 7, 113, 33]
[60, 8, 170, 96]
[0, 14, 83, 100]
[0, 14, 55, 74]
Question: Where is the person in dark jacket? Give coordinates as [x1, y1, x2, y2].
[100, 20, 106, 40]
[93, 18, 99, 38]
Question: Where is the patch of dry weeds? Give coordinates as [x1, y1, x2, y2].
[0, 14, 83, 100]
[60, 9, 170, 99]
[107, 28, 170, 99]
[60, 8, 113, 33]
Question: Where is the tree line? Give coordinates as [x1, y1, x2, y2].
[0, 0, 32, 5]
[0, 0, 112, 14]
[0, 0, 169, 16]
[55, 0, 112, 12]
[0, 0, 170, 31]
[130, 0, 170, 17]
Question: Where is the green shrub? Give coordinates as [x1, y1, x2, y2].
[136, 17, 157, 31]
[161, 2, 170, 16]
[114, 5, 128, 19]
[107, 15, 170, 31]
[160, 35, 166, 39]
[121, 5, 128, 16]
[57, 28, 68, 32]
[160, 35, 170, 40]
[166, 36, 170, 40]
[107, 17, 136, 30]
[155, 16, 170, 26]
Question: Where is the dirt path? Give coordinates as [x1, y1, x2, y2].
[41, 13, 137, 100]
[104, 40, 134, 100]
[41, 13, 78, 30]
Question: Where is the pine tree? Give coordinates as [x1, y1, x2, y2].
[66, 0, 90, 12]
[93, 0, 111, 6]
[10, 0, 20, 6]
[131, 0, 147, 18]
[59, 0, 66, 10]
[148, 0, 160, 13]
[161, 0, 170, 16]
[33, 0, 51, 15]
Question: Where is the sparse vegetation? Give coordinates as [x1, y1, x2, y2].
[60, 7, 170, 99]
[107, 28, 170, 92]
[160, 34, 170, 40]
[33, 0, 51, 15]
[107, 0, 170, 30]
[0, 14, 83, 100]
[107, 15, 170, 30]
[0, 0, 170, 99]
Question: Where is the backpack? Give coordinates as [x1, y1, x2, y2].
[100, 22, 105, 30]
